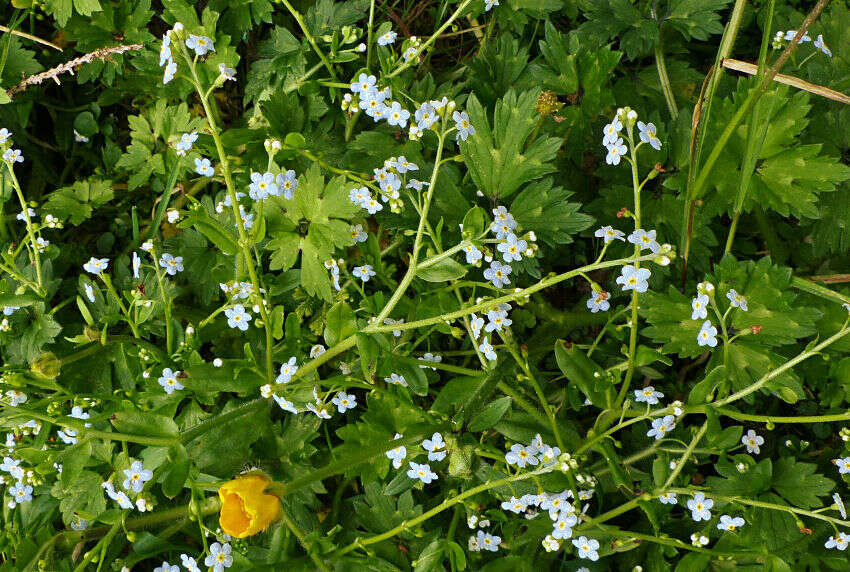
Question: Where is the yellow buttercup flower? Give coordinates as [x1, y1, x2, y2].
[218, 474, 281, 538]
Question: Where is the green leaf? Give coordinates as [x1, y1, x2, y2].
[688, 365, 725, 405]
[161, 444, 189, 498]
[357, 333, 380, 381]
[417, 257, 467, 282]
[705, 85, 850, 219]
[183, 362, 264, 394]
[772, 457, 835, 508]
[706, 457, 772, 497]
[459, 90, 561, 200]
[324, 302, 357, 347]
[510, 178, 594, 246]
[42, 178, 114, 226]
[666, 0, 732, 41]
[461, 206, 487, 240]
[179, 211, 239, 255]
[111, 410, 178, 439]
[468, 397, 512, 431]
[52, 470, 106, 523]
[185, 401, 270, 478]
[266, 232, 301, 271]
[265, 164, 358, 300]
[554, 339, 610, 407]
[643, 256, 821, 358]
[575, 0, 658, 60]
[431, 375, 497, 425]
[536, 20, 579, 94]
[73, 0, 102, 17]
[59, 441, 92, 489]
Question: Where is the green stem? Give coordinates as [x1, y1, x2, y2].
[680, 0, 747, 273]
[149, 246, 174, 355]
[184, 48, 275, 382]
[662, 421, 707, 488]
[279, 0, 339, 81]
[614, 132, 643, 409]
[665, 487, 850, 528]
[280, 506, 332, 571]
[716, 324, 850, 407]
[5, 163, 43, 290]
[654, 40, 679, 119]
[332, 466, 548, 557]
[689, 0, 828, 203]
[56, 497, 221, 548]
[363, 253, 656, 334]
[365, 0, 375, 70]
[386, 0, 473, 79]
[373, 130, 447, 324]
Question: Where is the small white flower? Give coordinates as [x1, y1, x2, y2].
[331, 391, 357, 413]
[647, 415, 675, 440]
[224, 305, 252, 331]
[122, 461, 153, 493]
[628, 229, 661, 254]
[717, 514, 745, 532]
[833, 492, 847, 519]
[386, 433, 407, 469]
[637, 121, 662, 150]
[204, 542, 233, 572]
[353, 265, 376, 282]
[742, 429, 764, 455]
[218, 63, 236, 81]
[542, 534, 560, 552]
[616, 265, 650, 293]
[384, 373, 407, 387]
[634, 386, 663, 406]
[586, 291, 610, 313]
[83, 257, 109, 275]
[826, 532, 849, 551]
[605, 138, 627, 165]
[726, 289, 748, 311]
[422, 432, 447, 462]
[691, 294, 708, 320]
[477, 530, 501, 552]
[594, 225, 625, 244]
[276, 357, 299, 384]
[181, 554, 202, 572]
[572, 536, 600, 561]
[697, 320, 718, 347]
[834, 456, 850, 474]
[686, 492, 714, 521]
[505, 443, 539, 468]
[407, 461, 438, 484]
[658, 492, 677, 505]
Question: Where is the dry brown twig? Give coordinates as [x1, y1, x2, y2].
[722, 58, 850, 105]
[0, 25, 62, 51]
[5, 43, 144, 99]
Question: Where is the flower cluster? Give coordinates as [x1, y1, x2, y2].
[155, 542, 233, 572]
[160, 24, 216, 84]
[601, 107, 662, 166]
[773, 30, 832, 57]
